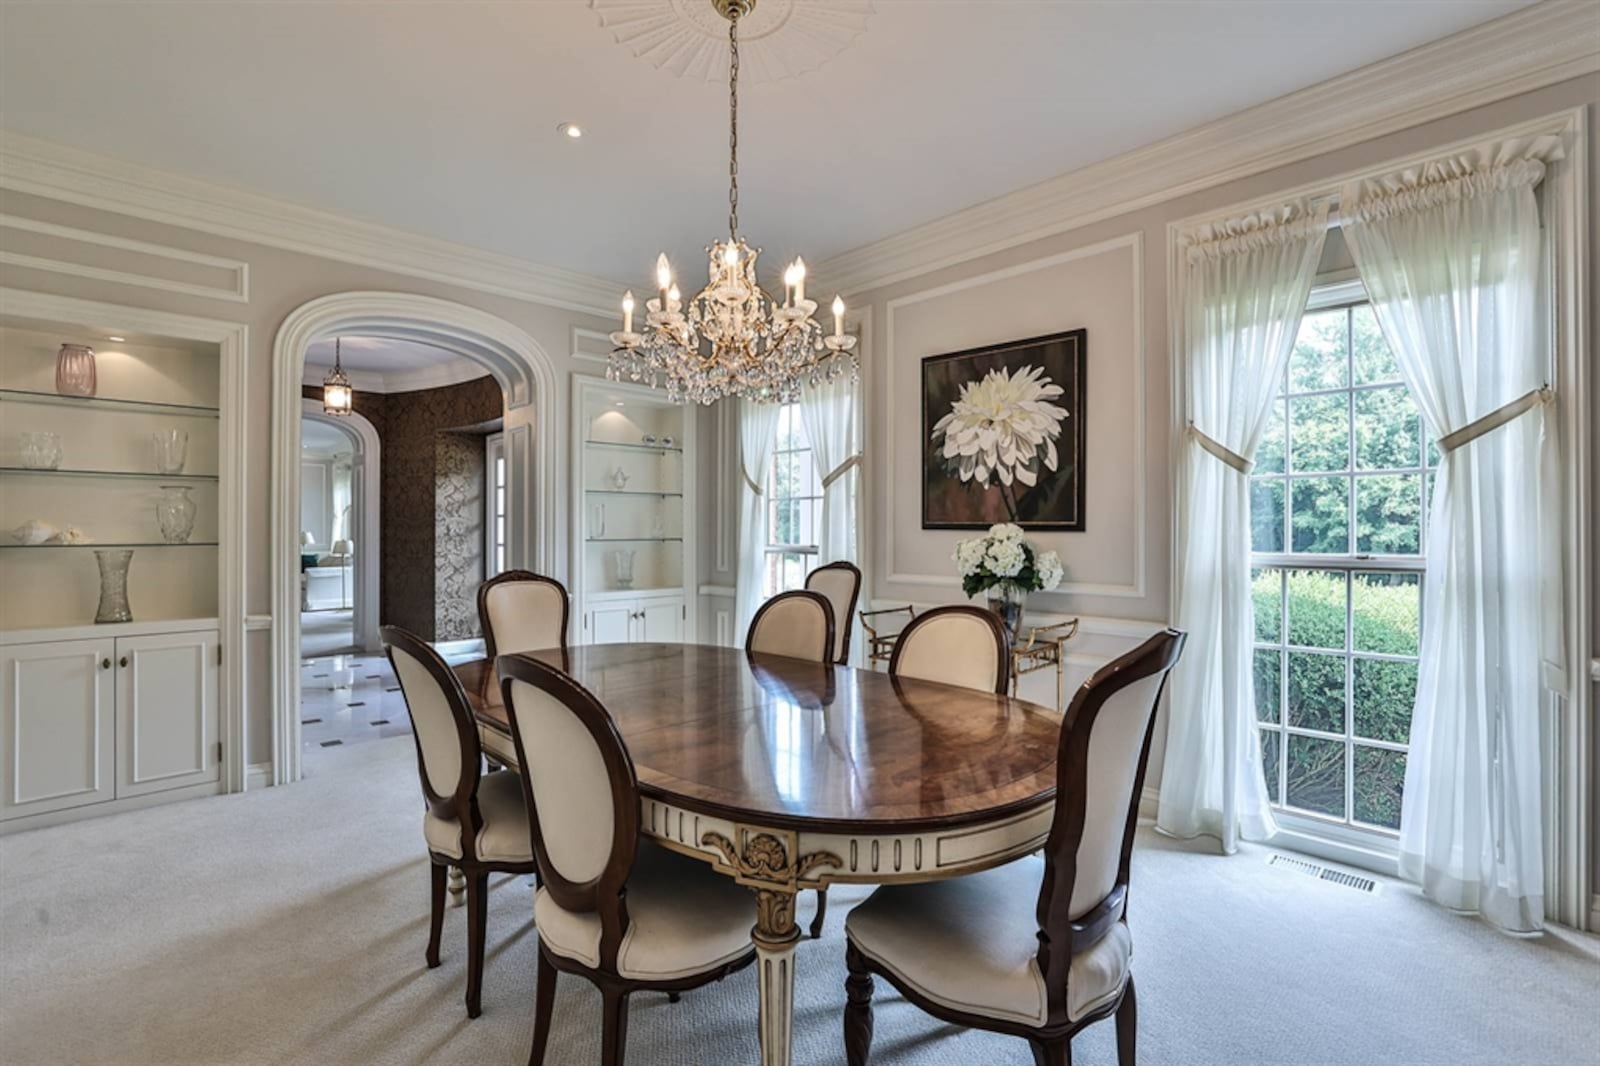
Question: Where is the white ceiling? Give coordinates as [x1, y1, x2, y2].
[0, 0, 1534, 290]
[305, 335, 466, 374]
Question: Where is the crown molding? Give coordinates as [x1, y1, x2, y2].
[301, 358, 489, 396]
[0, 131, 625, 317]
[816, 1, 1600, 295]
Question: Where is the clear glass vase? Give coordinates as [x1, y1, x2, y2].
[156, 485, 197, 543]
[94, 549, 134, 624]
[19, 431, 62, 470]
[55, 344, 97, 397]
[986, 582, 1027, 642]
[613, 549, 636, 590]
[152, 430, 189, 474]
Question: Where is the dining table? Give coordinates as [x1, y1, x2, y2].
[453, 641, 1063, 1066]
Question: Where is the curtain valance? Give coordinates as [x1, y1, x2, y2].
[1340, 133, 1564, 223]
[1182, 201, 1329, 264]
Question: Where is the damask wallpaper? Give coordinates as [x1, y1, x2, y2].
[434, 432, 487, 640]
[303, 375, 502, 639]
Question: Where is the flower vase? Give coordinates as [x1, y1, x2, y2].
[94, 549, 134, 624]
[987, 583, 1026, 642]
[156, 485, 197, 543]
[55, 344, 97, 397]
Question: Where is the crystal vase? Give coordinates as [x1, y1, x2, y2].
[987, 583, 1026, 642]
[152, 430, 189, 474]
[613, 549, 636, 590]
[55, 344, 97, 397]
[94, 549, 134, 624]
[156, 485, 197, 543]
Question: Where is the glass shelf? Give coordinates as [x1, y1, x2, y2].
[0, 388, 220, 418]
[1, 541, 220, 549]
[584, 489, 683, 498]
[583, 439, 682, 454]
[584, 537, 683, 543]
[0, 467, 219, 483]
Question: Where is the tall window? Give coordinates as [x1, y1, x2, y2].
[485, 432, 507, 578]
[763, 404, 821, 595]
[1250, 287, 1436, 838]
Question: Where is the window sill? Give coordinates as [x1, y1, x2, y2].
[1268, 811, 1400, 879]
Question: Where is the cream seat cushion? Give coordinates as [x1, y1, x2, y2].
[478, 723, 519, 768]
[535, 843, 754, 981]
[422, 769, 532, 863]
[845, 854, 1131, 1026]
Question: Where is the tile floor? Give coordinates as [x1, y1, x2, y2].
[299, 634, 485, 775]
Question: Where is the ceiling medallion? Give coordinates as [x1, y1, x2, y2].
[608, 0, 856, 405]
[590, 0, 872, 83]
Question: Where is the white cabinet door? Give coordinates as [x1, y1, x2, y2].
[0, 638, 116, 821]
[114, 631, 219, 797]
[588, 603, 635, 645]
[639, 597, 685, 643]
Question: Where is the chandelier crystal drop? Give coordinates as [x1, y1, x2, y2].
[609, 0, 856, 405]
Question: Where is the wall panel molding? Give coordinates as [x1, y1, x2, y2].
[817, 2, 1599, 295]
[883, 232, 1146, 599]
[0, 214, 249, 302]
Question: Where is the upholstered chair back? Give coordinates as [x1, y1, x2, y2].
[804, 562, 861, 664]
[478, 571, 570, 661]
[1038, 629, 1185, 945]
[746, 590, 835, 663]
[497, 653, 639, 942]
[889, 606, 1011, 695]
[382, 625, 477, 810]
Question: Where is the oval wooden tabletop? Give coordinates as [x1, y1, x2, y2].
[457, 642, 1062, 834]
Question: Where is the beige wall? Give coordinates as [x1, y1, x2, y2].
[0, 187, 624, 767]
[845, 77, 1598, 871]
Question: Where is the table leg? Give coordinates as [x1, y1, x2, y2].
[751, 886, 801, 1066]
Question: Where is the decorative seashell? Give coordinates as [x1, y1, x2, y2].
[50, 526, 93, 545]
[11, 519, 57, 545]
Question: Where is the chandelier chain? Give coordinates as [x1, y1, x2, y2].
[728, 10, 739, 239]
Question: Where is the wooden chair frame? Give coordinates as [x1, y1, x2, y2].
[804, 560, 862, 665]
[477, 570, 571, 663]
[845, 628, 1187, 1066]
[498, 653, 757, 1066]
[381, 625, 536, 1020]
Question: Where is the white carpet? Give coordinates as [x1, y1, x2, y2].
[2, 735, 1596, 1066]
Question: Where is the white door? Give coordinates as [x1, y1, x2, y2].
[114, 631, 220, 797]
[588, 603, 635, 645]
[639, 597, 684, 643]
[0, 638, 116, 821]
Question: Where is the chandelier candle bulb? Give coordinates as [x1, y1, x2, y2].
[833, 296, 845, 338]
[622, 291, 635, 333]
[656, 253, 672, 309]
[793, 257, 806, 303]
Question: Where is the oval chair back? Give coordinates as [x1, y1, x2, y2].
[381, 625, 482, 831]
[478, 571, 570, 662]
[888, 605, 1011, 695]
[1035, 627, 1186, 1016]
[746, 589, 835, 663]
[498, 652, 640, 971]
[804, 561, 862, 665]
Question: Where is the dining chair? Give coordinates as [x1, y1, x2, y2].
[745, 589, 835, 663]
[498, 652, 758, 1066]
[381, 625, 537, 1020]
[804, 560, 862, 665]
[888, 604, 1012, 695]
[841, 628, 1188, 1066]
[477, 571, 570, 768]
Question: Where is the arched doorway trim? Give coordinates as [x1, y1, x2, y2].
[299, 398, 381, 653]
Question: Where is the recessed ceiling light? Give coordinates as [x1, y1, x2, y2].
[614, 401, 625, 407]
[107, 336, 125, 343]
[558, 122, 584, 139]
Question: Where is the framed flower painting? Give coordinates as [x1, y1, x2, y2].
[921, 329, 1087, 530]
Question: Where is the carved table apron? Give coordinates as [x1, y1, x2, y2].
[459, 642, 1061, 1066]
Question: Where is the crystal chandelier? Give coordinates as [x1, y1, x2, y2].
[608, 0, 856, 405]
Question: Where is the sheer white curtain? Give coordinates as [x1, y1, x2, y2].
[735, 398, 782, 639]
[1342, 137, 1562, 933]
[1157, 201, 1329, 853]
[799, 375, 862, 660]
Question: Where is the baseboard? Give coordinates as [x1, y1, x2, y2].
[1590, 894, 1600, 934]
[0, 779, 225, 836]
[246, 762, 274, 791]
[1138, 785, 1160, 823]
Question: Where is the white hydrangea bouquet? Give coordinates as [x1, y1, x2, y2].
[953, 522, 1064, 638]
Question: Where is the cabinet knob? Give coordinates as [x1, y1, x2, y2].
[101, 658, 111, 670]
[119, 656, 129, 668]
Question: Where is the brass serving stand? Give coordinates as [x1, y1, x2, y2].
[860, 607, 1081, 710]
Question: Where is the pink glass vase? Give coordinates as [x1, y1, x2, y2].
[55, 344, 97, 397]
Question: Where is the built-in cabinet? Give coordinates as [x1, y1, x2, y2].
[571, 376, 696, 645]
[1, 623, 219, 829]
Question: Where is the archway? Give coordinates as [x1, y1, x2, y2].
[271, 291, 558, 785]
[299, 398, 381, 653]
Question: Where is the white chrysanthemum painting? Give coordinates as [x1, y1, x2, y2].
[923, 331, 1084, 529]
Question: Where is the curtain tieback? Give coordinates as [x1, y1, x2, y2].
[1437, 386, 1554, 454]
[821, 454, 862, 489]
[1187, 424, 1253, 474]
[741, 467, 764, 495]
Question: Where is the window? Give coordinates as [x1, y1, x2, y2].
[1250, 290, 1435, 837]
[763, 404, 821, 596]
[485, 432, 507, 578]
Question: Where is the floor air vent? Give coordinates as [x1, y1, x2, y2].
[1266, 853, 1377, 894]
